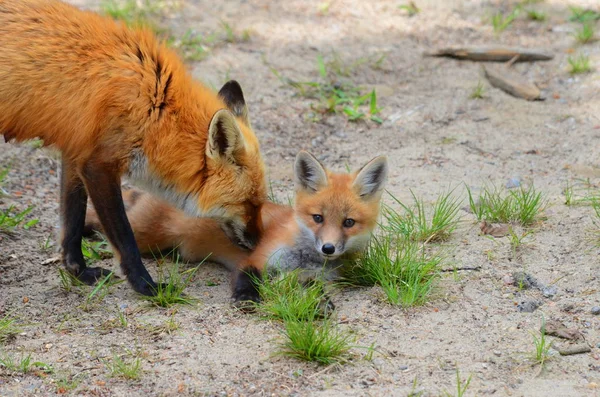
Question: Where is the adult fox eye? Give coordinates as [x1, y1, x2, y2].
[313, 214, 323, 224]
[343, 218, 355, 228]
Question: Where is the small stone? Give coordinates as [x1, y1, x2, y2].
[517, 300, 541, 313]
[503, 275, 515, 285]
[399, 365, 409, 371]
[22, 296, 29, 304]
[591, 306, 600, 315]
[512, 272, 538, 289]
[493, 350, 501, 357]
[542, 286, 558, 298]
[506, 177, 521, 189]
[372, 358, 385, 371]
[44, 343, 52, 350]
[588, 382, 598, 389]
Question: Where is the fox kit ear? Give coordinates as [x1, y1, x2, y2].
[206, 109, 245, 162]
[353, 156, 388, 199]
[218, 80, 250, 127]
[294, 151, 328, 192]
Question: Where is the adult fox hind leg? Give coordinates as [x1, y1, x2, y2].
[60, 158, 112, 283]
[81, 159, 160, 296]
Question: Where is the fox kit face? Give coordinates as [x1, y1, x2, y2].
[293, 151, 388, 260]
[129, 81, 266, 249]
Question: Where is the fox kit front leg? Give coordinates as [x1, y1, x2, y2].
[81, 159, 159, 296]
[60, 158, 112, 283]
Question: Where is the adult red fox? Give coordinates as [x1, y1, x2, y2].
[85, 152, 388, 303]
[0, 0, 267, 296]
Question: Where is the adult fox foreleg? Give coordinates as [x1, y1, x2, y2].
[60, 157, 112, 283]
[81, 158, 160, 296]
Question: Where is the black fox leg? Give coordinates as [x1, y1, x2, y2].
[60, 158, 111, 284]
[81, 160, 159, 296]
[232, 266, 262, 304]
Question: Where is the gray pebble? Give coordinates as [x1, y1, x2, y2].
[493, 350, 501, 357]
[506, 177, 521, 189]
[542, 286, 558, 298]
[591, 306, 600, 315]
[517, 300, 541, 313]
[399, 365, 409, 371]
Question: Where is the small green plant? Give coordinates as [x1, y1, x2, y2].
[526, 9, 546, 21]
[443, 368, 472, 397]
[220, 21, 251, 43]
[81, 272, 124, 311]
[0, 167, 9, 197]
[100, 0, 166, 34]
[0, 314, 21, 344]
[0, 205, 38, 233]
[491, 8, 519, 35]
[55, 373, 82, 393]
[141, 254, 200, 307]
[57, 268, 86, 293]
[277, 319, 354, 365]
[103, 354, 142, 380]
[399, 2, 420, 16]
[574, 22, 595, 44]
[568, 54, 592, 74]
[257, 270, 331, 322]
[563, 179, 600, 205]
[382, 190, 462, 243]
[531, 316, 553, 366]
[507, 227, 532, 258]
[344, 236, 442, 306]
[469, 80, 485, 99]
[569, 6, 600, 23]
[168, 29, 214, 61]
[276, 55, 383, 123]
[467, 184, 545, 226]
[81, 237, 112, 263]
[591, 200, 600, 245]
[0, 352, 52, 374]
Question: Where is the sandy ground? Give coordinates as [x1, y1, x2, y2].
[1, 0, 600, 395]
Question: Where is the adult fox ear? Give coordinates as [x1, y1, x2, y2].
[294, 151, 328, 192]
[353, 156, 388, 200]
[206, 109, 245, 163]
[218, 80, 250, 127]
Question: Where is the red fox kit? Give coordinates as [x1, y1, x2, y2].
[0, 0, 267, 296]
[85, 152, 388, 303]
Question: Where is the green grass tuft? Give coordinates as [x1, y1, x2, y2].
[0, 206, 38, 233]
[257, 270, 332, 322]
[491, 8, 519, 35]
[382, 190, 462, 243]
[277, 319, 354, 365]
[574, 22, 595, 44]
[569, 6, 600, 23]
[568, 54, 592, 74]
[103, 354, 142, 380]
[399, 2, 420, 17]
[344, 236, 442, 306]
[467, 184, 545, 226]
[141, 254, 200, 307]
[526, 9, 546, 21]
[531, 316, 553, 366]
[0, 314, 21, 344]
[469, 80, 485, 99]
[0, 352, 52, 374]
[443, 368, 472, 397]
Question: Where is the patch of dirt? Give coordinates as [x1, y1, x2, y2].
[1, 0, 600, 395]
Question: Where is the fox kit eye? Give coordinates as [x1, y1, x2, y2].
[312, 214, 324, 224]
[343, 218, 355, 228]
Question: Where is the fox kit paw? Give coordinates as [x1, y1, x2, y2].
[75, 266, 114, 285]
[231, 268, 261, 310]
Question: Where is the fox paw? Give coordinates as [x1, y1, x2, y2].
[76, 266, 114, 285]
[231, 268, 261, 311]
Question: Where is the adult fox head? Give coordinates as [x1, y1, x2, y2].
[129, 80, 266, 250]
[293, 151, 388, 259]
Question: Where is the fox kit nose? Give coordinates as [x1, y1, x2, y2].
[321, 243, 336, 255]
